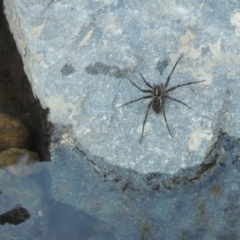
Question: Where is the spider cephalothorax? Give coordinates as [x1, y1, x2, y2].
[120, 53, 205, 143]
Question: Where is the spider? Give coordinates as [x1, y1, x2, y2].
[119, 53, 205, 143]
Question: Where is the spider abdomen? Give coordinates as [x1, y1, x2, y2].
[152, 84, 164, 113]
[152, 96, 163, 113]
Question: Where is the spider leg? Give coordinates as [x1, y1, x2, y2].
[166, 80, 205, 93]
[138, 72, 153, 89]
[140, 101, 152, 143]
[166, 96, 191, 108]
[127, 77, 152, 93]
[162, 106, 173, 138]
[119, 95, 152, 108]
[164, 53, 183, 88]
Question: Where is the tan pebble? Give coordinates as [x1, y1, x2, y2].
[0, 148, 42, 177]
[0, 113, 31, 152]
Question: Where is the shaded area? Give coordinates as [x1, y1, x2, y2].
[145, 131, 240, 191]
[85, 62, 131, 78]
[101, 130, 240, 193]
[30, 168, 116, 239]
[156, 58, 168, 76]
[0, 2, 52, 160]
[45, 200, 115, 240]
[61, 63, 76, 76]
[49, 130, 240, 239]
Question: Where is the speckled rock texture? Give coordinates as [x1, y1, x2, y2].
[3, 0, 240, 176]
[3, 0, 240, 239]
[3, 0, 227, 175]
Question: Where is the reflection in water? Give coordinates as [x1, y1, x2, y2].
[0, 205, 30, 225]
[46, 200, 115, 240]
[47, 131, 240, 240]
[0, 121, 240, 239]
[140, 224, 155, 240]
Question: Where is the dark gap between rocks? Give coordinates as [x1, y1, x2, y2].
[0, 2, 52, 161]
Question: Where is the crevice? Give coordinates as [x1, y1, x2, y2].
[0, 2, 52, 160]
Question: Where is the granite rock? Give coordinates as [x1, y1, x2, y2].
[3, 0, 239, 175]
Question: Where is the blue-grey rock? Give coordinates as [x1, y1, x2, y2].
[3, 0, 240, 239]
[4, 0, 231, 175]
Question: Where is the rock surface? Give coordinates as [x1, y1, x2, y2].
[2, 0, 220, 175]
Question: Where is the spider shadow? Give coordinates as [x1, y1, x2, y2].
[105, 175, 140, 201]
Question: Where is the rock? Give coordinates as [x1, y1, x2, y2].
[3, 0, 238, 177]
[0, 148, 42, 177]
[0, 113, 30, 152]
[3, 0, 240, 179]
[0, 204, 30, 225]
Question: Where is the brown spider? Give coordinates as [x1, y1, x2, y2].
[119, 53, 205, 143]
